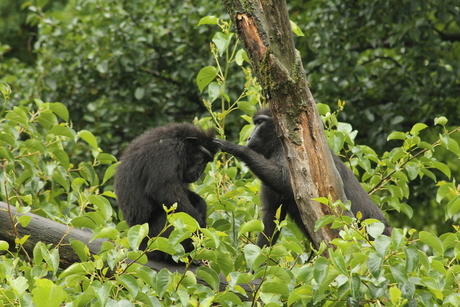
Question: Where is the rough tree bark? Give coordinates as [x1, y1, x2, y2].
[0, 202, 255, 295]
[0, 201, 201, 273]
[222, 0, 354, 251]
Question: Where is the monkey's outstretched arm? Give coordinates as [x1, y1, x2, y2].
[214, 139, 292, 194]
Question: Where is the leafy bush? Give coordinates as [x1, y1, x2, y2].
[1, 10, 460, 307]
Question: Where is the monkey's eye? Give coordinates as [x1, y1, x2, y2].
[253, 118, 266, 125]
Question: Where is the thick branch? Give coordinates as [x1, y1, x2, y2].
[0, 202, 255, 296]
[223, 0, 353, 251]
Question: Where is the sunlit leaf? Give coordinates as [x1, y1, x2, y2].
[196, 66, 217, 92]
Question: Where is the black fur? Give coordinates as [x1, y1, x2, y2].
[214, 108, 391, 247]
[115, 123, 217, 261]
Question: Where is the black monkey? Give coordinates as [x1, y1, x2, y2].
[115, 123, 217, 261]
[214, 108, 391, 247]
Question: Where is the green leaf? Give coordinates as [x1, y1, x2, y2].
[70, 239, 89, 262]
[434, 116, 448, 126]
[447, 195, 460, 218]
[134, 87, 145, 100]
[367, 253, 383, 278]
[238, 219, 264, 237]
[10, 276, 28, 297]
[391, 228, 404, 250]
[96, 152, 117, 164]
[78, 130, 99, 149]
[71, 212, 103, 229]
[50, 148, 70, 169]
[18, 215, 31, 227]
[404, 245, 419, 273]
[405, 161, 419, 180]
[290, 20, 304, 36]
[208, 82, 221, 103]
[387, 131, 406, 141]
[282, 238, 304, 254]
[24, 138, 45, 154]
[313, 257, 329, 284]
[389, 286, 402, 304]
[243, 244, 263, 270]
[216, 292, 243, 306]
[39, 244, 60, 275]
[78, 162, 98, 186]
[419, 231, 444, 255]
[196, 266, 220, 291]
[374, 233, 391, 257]
[212, 32, 234, 56]
[235, 49, 248, 66]
[196, 66, 217, 93]
[170, 212, 200, 232]
[288, 286, 312, 306]
[0, 240, 9, 251]
[136, 266, 156, 288]
[48, 125, 76, 139]
[52, 169, 70, 191]
[36, 111, 58, 129]
[314, 215, 335, 231]
[317, 103, 331, 115]
[197, 15, 219, 26]
[89, 195, 113, 220]
[330, 249, 347, 276]
[215, 251, 234, 276]
[32, 279, 68, 307]
[409, 123, 428, 135]
[117, 274, 139, 297]
[96, 60, 108, 73]
[48, 102, 69, 121]
[127, 224, 149, 251]
[329, 132, 345, 154]
[366, 220, 385, 238]
[0, 146, 14, 162]
[261, 281, 289, 297]
[238, 101, 256, 118]
[155, 269, 171, 299]
[433, 161, 451, 178]
[440, 135, 460, 156]
[0, 131, 16, 146]
[103, 162, 118, 185]
[59, 262, 95, 279]
[92, 227, 118, 240]
[71, 177, 88, 191]
[6, 106, 29, 127]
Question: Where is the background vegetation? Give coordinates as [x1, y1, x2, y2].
[0, 0, 459, 305]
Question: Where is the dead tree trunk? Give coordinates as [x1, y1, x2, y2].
[222, 0, 354, 251]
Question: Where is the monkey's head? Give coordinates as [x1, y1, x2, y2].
[179, 125, 218, 183]
[247, 108, 281, 159]
[183, 135, 217, 183]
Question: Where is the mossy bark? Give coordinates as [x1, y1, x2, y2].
[223, 0, 353, 251]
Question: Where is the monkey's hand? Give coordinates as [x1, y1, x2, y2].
[213, 138, 246, 155]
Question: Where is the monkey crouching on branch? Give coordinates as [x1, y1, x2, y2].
[214, 108, 391, 247]
[115, 123, 218, 261]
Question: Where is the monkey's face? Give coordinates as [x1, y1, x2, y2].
[247, 114, 280, 158]
[183, 144, 213, 183]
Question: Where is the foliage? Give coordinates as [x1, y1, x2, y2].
[0, 82, 459, 305]
[2, 0, 458, 230]
[1, 2, 460, 306]
[290, 0, 460, 149]
[286, 0, 460, 234]
[2, 0, 227, 156]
